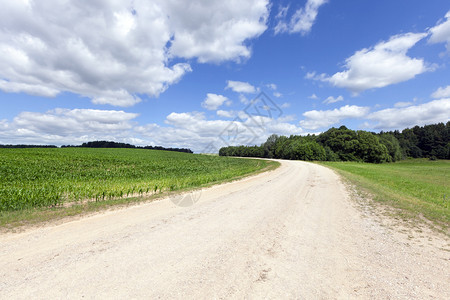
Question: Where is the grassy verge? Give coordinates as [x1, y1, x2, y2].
[319, 159, 449, 233]
[0, 148, 279, 231]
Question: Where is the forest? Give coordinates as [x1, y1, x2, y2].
[219, 122, 450, 163]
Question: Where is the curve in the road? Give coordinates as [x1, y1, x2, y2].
[1, 160, 449, 299]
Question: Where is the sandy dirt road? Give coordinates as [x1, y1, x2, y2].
[1, 160, 449, 299]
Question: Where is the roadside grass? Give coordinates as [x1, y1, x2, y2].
[319, 159, 449, 233]
[0, 148, 279, 231]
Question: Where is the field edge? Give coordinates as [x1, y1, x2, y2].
[0, 158, 280, 233]
[318, 161, 449, 236]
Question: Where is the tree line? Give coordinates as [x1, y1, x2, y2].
[0, 144, 58, 149]
[219, 122, 450, 163]
[1, 141, 193, 153]
[64, 141, 194, 153]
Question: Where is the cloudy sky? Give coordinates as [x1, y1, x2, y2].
[0, 0, 449, 152]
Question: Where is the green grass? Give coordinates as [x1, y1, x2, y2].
[0, 148, 278, 228]
[320, 159, 450, 231]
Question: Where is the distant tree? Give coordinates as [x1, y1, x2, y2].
[324, 146, 339, 161]
[274, 136, 290, 159]
[355, 131, 390, 163]
[263, 134, 279, 158]
[285, 140, 324, 161]
[317, 126, 359, 161]
[385, 122, 449, 159]
[378, 133, 403, 161]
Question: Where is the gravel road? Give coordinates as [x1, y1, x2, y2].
[1, 160, 449, 299]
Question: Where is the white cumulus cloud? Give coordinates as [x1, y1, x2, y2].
[309, 93, 319, 100]
[166, 0, 269, 63]
[313, 33, 429, 93]
[216, 110, 235, 118]
[368, 99, 450, 130]
[202, 93, 231, 110]
[273, 92, 282, 98]
[431, 85, 450, 98]
[299, 105, 370, 130]
[226, 80, 257, 94]
[393, 101, 413, 108]
[0, 108, 139, 145]
[323, 95, 344, 104]
[429, 11, 450, 52]
[0, 0, 269, 106]
[0, 80, 60, 97]
[274, 0, 327, 35]
[137, 111, 305, 152]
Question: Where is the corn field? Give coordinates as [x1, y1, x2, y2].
[0, 148, 270, 211]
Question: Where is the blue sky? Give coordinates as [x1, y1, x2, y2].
[0, 0, 449, 152]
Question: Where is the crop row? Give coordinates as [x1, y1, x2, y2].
[0, 148, 268, 211]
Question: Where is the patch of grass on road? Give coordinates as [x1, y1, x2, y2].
[320, 159, 449, 231]
[0, 148, 279, 229]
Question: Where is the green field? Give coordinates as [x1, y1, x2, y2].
[0, 148, 277, 213]
[321, 159, 450, 230]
